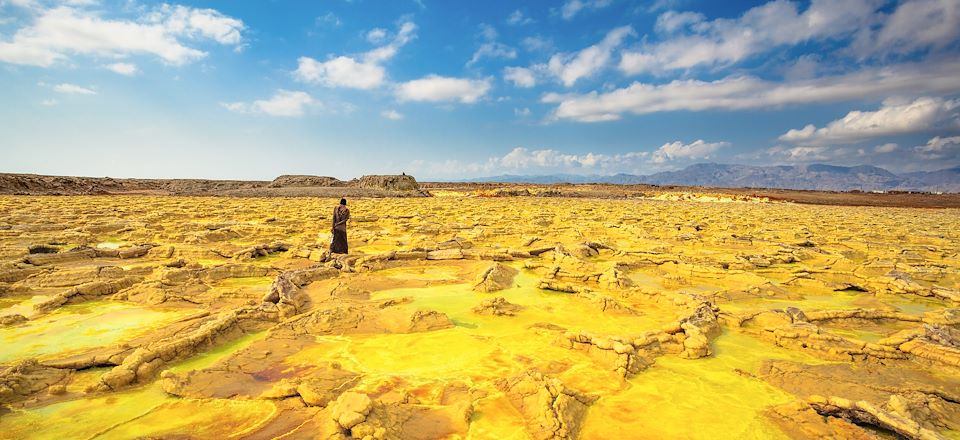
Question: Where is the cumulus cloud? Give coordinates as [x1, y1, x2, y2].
[104, 62, 137, 75]
[914, 136, 960, 160]
[410, 140, 728, 178]
[521, 36, 552, 52]
[503, 66, 536, 88]
[0, 4, 244, 67]
[365, 28, 387, 43]
[620, 0, 878, 75]
[468, 43, 516, 65]
[874, 143, 898, 153]
[294, 20, 416, 89]
[499, 147, 640, 170]
[560, 0, 612, 20]
[779, 97, 960, 145]
[544, 59, 960, 122]
[651, 139, 728, 163]
[546, 25, 634, 87]
[653, 10, 705, 34]
[467, 24, 516, 66]
[381, 109, 403, 120]
[854, 0, 960, 56]
[149, 4, 243, 45]
[53, 83, 95, 94]
[222, 90, 315, 117]
[766, 145, 832, 162]
[294, 56, 387, 90]
[395, 75, 491, 104]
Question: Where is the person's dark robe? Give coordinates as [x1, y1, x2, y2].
[330, 205, 350, 254]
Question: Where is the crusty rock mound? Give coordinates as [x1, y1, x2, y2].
[268, 175, 345, 188]
[496, 371, 597, 440]
[0, 360, 70, 404]
[357, 174, 420, 191]
[473, 262, 518, 292]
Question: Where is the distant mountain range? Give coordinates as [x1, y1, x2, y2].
[466, 163, 960, 193]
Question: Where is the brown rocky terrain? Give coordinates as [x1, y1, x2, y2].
[0, 173, 424, 197]
[4, 172, 959, 207]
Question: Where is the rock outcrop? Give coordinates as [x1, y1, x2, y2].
[473, 263, 517, 292]
[0, 360, 70, 404]
[496, 371, 597, 440]
[357, 174, 420, 191]
[268, 175, 345, 188]
[473, 297, 523, 316]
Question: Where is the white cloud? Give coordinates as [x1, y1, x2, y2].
[467, 24, 516, 66]
[410, 140, 730, 178]
[547, 25, 634, 87]
[381, 109, 403, 120]
[560, 0, 612, 20]
[779, 97, 960, 145]
[316, 12, 341, 28]
[53, 83, 95, 94]
[222, 90, 315, 117]
[506, 10, 534, 26]
[521, 36, 551, 52]
[654, 10, 704, 34]
[856, 0, 960, 56]
[620, 0, 878, 75]
[40, 98, 57, 106]
[514, 107, 531, 117]
[647, 0, 683, 12]
[875, 143, 898, 153]
[366, 27, 387, 43]
[0, 4, 244, 67]
[104, 62, 137, 75]
[651, 139, 728, 163]
[544, 60, 960, 122]
[503, 66, 536, 88]
[914, 136, 960, 160]
[766, 145, 832, 162]
[468, 42, 516, 66]
[294, 56, 386, 90]
[149, 4, 243, 45]
[294, 20, 416, 89]
[501, 147, 600, 169]
[395, 75, 491, 104]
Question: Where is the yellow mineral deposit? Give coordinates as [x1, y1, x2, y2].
[1, 194, 959, 439]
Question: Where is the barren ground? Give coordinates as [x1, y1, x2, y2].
[1, 193, 958, 439]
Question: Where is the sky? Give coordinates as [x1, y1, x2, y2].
[1, 0, 959, 180]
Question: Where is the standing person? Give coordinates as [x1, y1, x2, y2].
[330, 198, 350, 254]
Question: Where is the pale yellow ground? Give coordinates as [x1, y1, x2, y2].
[0, 195, 958, 439]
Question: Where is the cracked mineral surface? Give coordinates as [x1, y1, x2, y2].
[0, 193, 958, 439]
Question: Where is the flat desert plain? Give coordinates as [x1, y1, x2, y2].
[1, 193, 959, 439]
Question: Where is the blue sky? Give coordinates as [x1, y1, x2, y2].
[1, 0, 959, 180]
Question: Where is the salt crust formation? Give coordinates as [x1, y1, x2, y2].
[0, 194, 957, 439]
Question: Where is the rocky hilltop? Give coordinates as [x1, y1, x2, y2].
[356, 174, 419, 191]
[0, 173, 266, 195]
[267, 175, 345, 188]
[0, 173, 421, 196]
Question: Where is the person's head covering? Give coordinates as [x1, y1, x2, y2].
[340, 198, 347, 206]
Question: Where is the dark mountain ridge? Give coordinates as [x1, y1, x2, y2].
[467, 163, 960, 193]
